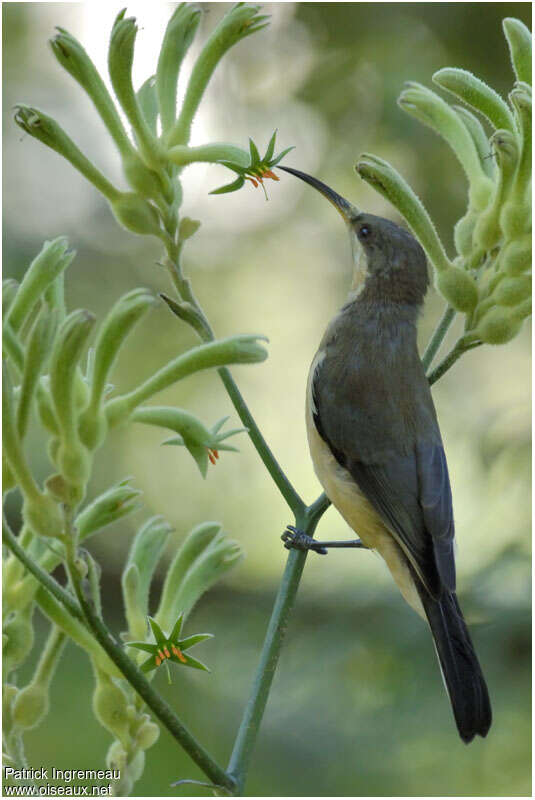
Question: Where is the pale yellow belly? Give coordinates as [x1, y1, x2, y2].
[305, 368, 424, 618]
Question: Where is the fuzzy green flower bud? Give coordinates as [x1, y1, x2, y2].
[473, 130, 518, 251]
[454, 209, 478, 257]
[433, 67, 515, 132]
[12, 683, 48, 730]
[127, 750, 145, 783]
[501, 235, 532, 275]
[3, 684, 19, 737]
[108, 11, 163, 170]
[106, 740, 127, 771]
[79, 288, 156, 450]
[121, 154, 167, 202]
[510, 84, 531, 189]
[5, 237, 74, 334]
[169, 4, 269, 146]
[492, 275, 531, 307]
[110, 192, 163, 238]
[75, 479, 142, 542]
[179, 217, 201, 241]
[137, 76, 158, 136]
[155, 522, 222, 631]
[500, 198, 532, 240]
[135, 720, 160, 750]
[2, 279, 19, 317]
[503, 18, 532, 85]
[17, 310, 58, 440]
[477, 298, 531, 344]
[3, 364, 65, 536]
[92, 671, 131, 745]
[49, 310, 95, 492]
[454, 105, 496, 179]
[2, 322, 24, 374]
[36, 379, 59, 435]
[23, 492, 65, 540]
[122, 516, 173, 639]
[105, 334, 268, 427]
[50, 27, 131, 154]
[356, 154, 453, 275]
[14, 106, 121, 203]
[437, 265, 478, 312]
[50, 29, 166, 202]
[172, 536, 244, 619]
[157, 3, 201, 133]
[3, 608, 34, 672]
[399, 82, 494, 210]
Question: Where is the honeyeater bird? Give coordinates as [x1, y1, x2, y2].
[279, 165, 492, 743]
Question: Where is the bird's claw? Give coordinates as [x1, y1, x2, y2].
[281, 525, 328, 555]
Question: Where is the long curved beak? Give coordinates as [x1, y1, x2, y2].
[278, 165, 359, 223]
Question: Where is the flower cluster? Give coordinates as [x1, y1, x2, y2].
[357, 17, 531, 347]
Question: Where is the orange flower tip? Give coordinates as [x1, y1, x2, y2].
[208, 452, 216, 465]
[171, 645, 179, 656]
[164, 648, 170, 659]
[213, 449, 219, 459]
[158, 650, 165, 660]
[155, 656, 161, 666]
[176, 648, 187, 663]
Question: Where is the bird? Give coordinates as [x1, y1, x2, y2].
[278, 165, 492, 744]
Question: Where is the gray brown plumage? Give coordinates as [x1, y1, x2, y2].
[281, 166, 492, 743]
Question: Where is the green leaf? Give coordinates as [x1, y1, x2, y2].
[503, 18, 532, 86]
[179, 633, 213, 650]
[148, 617, 167, 648]
[270, 146, 295, 167]
[126, 641, 157, 654]
[140, 655, 156, 673]
[210, 176, 245, 194]
[249, 137, 260, 164]
[180, 653, 210, 672]
[264, 129, 277, 162]
[169, 613, 184, 643]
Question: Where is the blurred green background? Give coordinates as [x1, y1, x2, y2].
[3, 2, 531, 796]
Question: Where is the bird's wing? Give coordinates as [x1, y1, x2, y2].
[312, 363, 455, 597]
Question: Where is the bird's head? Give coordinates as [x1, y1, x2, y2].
[279, 166, 429, 306]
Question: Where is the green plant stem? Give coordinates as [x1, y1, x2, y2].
[164, 252, 305, 518]
[421, 305, 456, 371]
[62, 526, 236, 793]
[227, 313, 474, 794]
[3, 517, 235, 793]
[217, 367, 305, 518]
[227, 504, 324, 794]
[427, 337, 482, 385]
[2, 518, 83, 622]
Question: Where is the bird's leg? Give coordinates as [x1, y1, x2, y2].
[281, 525, 367, 556]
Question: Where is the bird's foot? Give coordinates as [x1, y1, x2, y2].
[281, 525, 368, 555]
[281, 526, 328, 555]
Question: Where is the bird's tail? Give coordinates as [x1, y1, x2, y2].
[418, 587, 492, 743]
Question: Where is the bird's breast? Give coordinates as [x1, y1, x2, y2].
[305, 349, 425, 617]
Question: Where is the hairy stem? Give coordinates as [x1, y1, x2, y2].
[3, 517, 236, 793]
[421, 305, 457, 371]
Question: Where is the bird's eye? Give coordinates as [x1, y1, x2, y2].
[358, 224, 371, 240]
